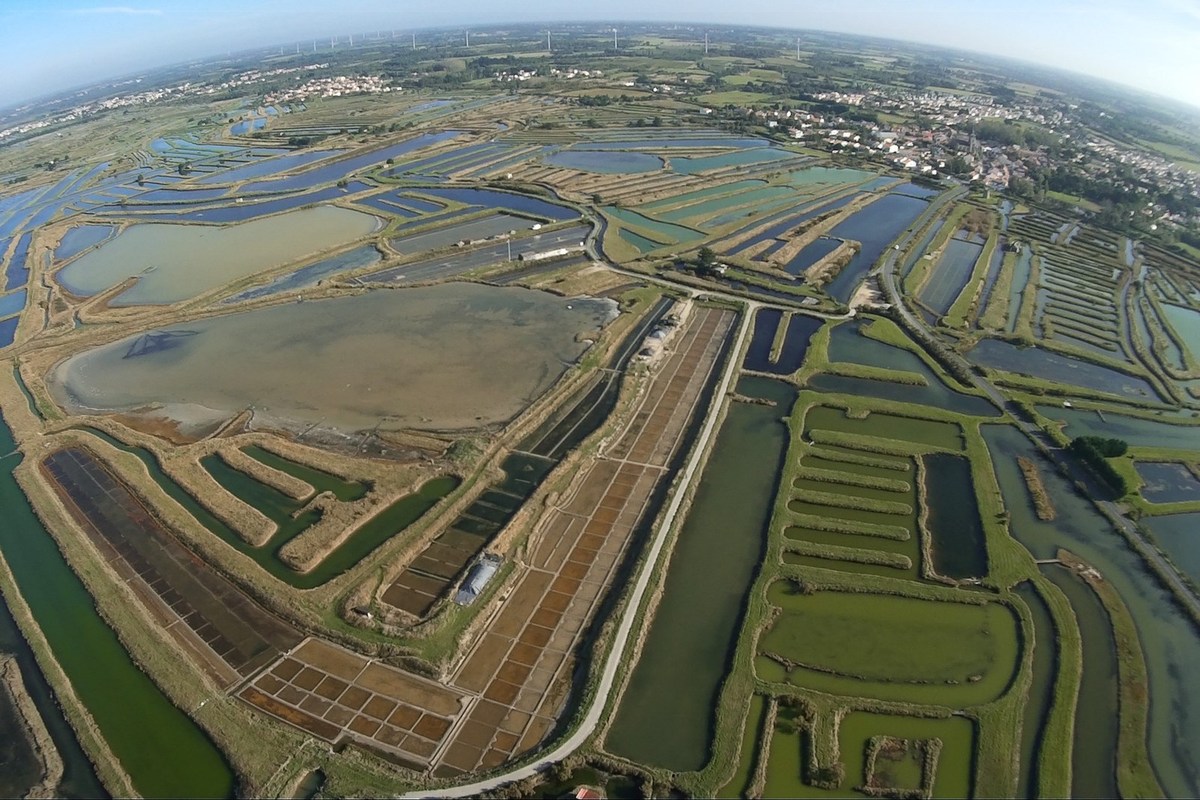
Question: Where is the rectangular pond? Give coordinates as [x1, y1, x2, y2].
[1135, 462, 1200, 503]
[1144, 513, 1200, 587]
[922, 452, 988, 578]
[195, 150, 343, 185]
[824, 192, 930, 304]
[390, 213, 529, 254]
[671, 147, 795, 174]
[742, 309, 822, 375]
[782, 236, 841, 276]
[606, 377, 796, 771]
[419, 187, 578, 222]
[1036, 405, 1200, 451]
[239, 132, 462, 194]
[54, 224, 116, 261]
[223, 245, 382, 304]
[1160, 302, 1200, 364]
[969, 338, 1161, 401]
[920, 235, 983, 316]
[0, 290, 26, 318]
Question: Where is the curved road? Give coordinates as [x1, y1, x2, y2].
[876, 224, 1200, 621]
[404, 190, 957, 797]
[404, 299, 757, 799]
[405, 186, 1200, 798]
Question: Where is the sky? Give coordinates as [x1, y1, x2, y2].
[1, 0, 1199, 110]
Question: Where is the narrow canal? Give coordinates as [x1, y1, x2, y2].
[0, 412, 235, 798]
[984, 424, 1199, 796]
[606, 376, 797, 771]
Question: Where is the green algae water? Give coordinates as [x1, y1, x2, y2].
[83, 428, 454, 588]
[606, 376, 796, 771]
[240, 445, 367, 501]
[0, 414, 234, 798]
[0, 593, 105, 799]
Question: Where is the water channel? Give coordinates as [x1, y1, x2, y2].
[983, 423, 1199, 796]
[0, 413, 235, 797]
[606, 376, 797, 771]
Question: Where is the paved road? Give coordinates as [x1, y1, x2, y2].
[407, 208, 858, 797]
[402, 301, 757, 799]
[367, 224, 591, 285]
[877, 219, 1200, 621]
[408, 189, 1176, 796]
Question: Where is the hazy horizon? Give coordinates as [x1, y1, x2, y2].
[2, 1, 1199, 112]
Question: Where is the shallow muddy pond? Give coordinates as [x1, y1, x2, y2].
[57, 205, 378, 305]
[53, 283, 616, 434]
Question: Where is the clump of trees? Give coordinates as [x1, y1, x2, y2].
[1068, 436, 1130, 495]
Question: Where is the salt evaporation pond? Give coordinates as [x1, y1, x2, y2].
[51, 283, 617, 433]
[544, 149, 663, 173]
[54, 224, 115, 261]
[56, 205, 378, 305]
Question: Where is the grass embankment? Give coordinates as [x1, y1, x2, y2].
[1017, 456, 1058, 520]
[901, 203, 971, 296]
[1013, 253, 1042, 341]
[979, 248, 1019, 331]
[945, 228, 1001, 330]
[0, 652, 65, 797]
